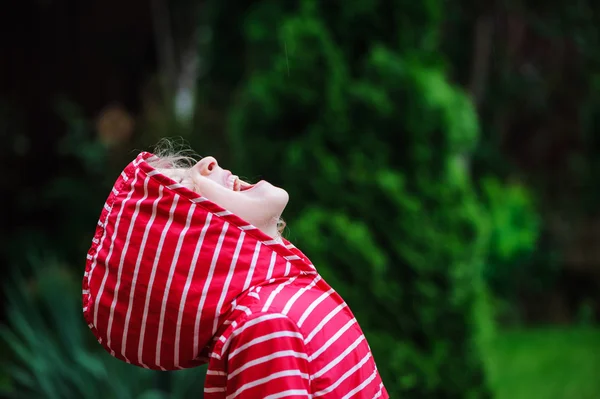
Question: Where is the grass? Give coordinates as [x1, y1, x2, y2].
[486, 327, 600, 399]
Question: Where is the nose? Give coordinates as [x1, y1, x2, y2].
[194, 156, 219, 176]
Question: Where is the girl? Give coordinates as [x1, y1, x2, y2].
[83, 148, 388, 398]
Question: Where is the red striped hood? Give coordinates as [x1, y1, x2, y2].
[82, 152, 316, 371]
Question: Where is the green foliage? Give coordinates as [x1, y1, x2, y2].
[487, 328, 600, 399]
[480, 178, 542, 298]
[202, 0, 493, 396]
[0, 254, 206, 399]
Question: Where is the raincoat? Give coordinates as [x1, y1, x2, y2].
[83, 152, 388, 398]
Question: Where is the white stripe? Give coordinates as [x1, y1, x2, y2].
[137, 191, 179, 367]
[226, 370, 309, 399]
[248, 292, 260, 299]
[228, 350, 308, 380]
[373, 383, 385, 398]
[312, 334, 365, 379]
[284, 255, 300, 261]
[312, 352, 372, 397]
[221, 313, 286, 355]
[93, 172, 139, 329]
[194, 222, 229, 355]
[174, 213, 212, 367]
[242, 242, 261, 291]
[167, 183, 184, 190]
[284, 261, 291, 276]
[155, 201, 194, 367]
[235, 305, 251, 315]
[262, 277, 297, 312]
[239, 225, 256, 230]
[87, 197, 117, 318]
[86, 254, 93, 260]
[146, 170, 160, 177]
[120, 171, 128, 181]
[206, 369, 226, 376]
[341, 368, 378, 399]
[285, 244, 296, 249]
[97, 220, 104, 228]
[229, 331, 303, 360]
[266, 251, 277, 280]
[84, 272, 88, 278]
[103, 203, 111, 212]
[82, 289, 90, 295]
[106, 174, 145, 354]
[222, 305, 250, 328]
[297, 288, 334, 327]
[191, 196, 207, 203]
[92, 238, 99, 244]
[263, 239, 279, 245]
[310, 317, 358, 361]
[282, 276, 321, 315]
[305, 303, 347, 344]
[204, 387, 227, 393]
[83, 306, 88, 312]
[264, 390, 310, 399]
[111, 187, 119, 195]
[120, 182, 163, 361]
[215, 210, 233, 217]
[212, 232, 246, 335]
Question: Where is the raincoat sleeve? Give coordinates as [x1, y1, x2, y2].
[225, 312, 311, 399]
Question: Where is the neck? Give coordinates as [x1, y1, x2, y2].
[255, 217, 281, 241]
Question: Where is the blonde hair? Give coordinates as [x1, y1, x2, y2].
[148, 137, 199, 169]
[145, 139, 286, 236]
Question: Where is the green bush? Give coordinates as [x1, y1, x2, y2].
[201, 0, 493, 396]
[480, 178, 542, 302]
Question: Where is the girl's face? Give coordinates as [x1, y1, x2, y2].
[162, 157, 288, 237]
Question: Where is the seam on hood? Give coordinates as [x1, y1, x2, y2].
[82, 156, 146, 334]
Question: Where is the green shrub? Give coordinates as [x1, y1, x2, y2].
[480, 178, 542, 299]
[201, 0, 493, 396]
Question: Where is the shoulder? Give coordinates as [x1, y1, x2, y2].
[212, 309, 307, 361]
[231, 309, 305, 344]
[249, 274, 342, 326]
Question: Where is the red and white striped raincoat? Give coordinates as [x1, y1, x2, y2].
[83, 152, 388, 398]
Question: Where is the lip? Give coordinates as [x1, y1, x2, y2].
[222, 171, 233, 189]
[239, 180, 265, 192]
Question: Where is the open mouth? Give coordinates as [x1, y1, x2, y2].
[227, 174, 254, 192]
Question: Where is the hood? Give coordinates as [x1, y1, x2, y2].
[82, 152, 316, 371]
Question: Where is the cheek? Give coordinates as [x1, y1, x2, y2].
[193, 180, 246, 212]
[192, 179, 287, 224]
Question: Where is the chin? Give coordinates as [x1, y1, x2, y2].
[266, 184, 290, 210]
[240, 181, 289, 216]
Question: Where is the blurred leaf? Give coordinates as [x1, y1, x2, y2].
[204, 1, 494, 396]
[1, 256, 206, 398]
